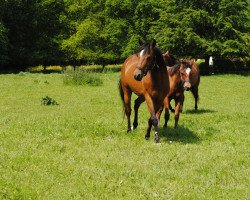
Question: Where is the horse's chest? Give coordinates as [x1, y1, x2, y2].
[143, 80, 165, 98]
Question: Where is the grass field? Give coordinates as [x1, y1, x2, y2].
[0, 70, 249, 199]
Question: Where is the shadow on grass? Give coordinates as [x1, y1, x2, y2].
[159, 126, 201, 144]
[184, 108, 217, 114]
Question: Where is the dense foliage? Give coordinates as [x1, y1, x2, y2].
[0, 0, 249, 70]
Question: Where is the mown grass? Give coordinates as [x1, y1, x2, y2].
[0, 71, 249, 199]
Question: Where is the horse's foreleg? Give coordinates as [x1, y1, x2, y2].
[145, 117, 152, 140]
[146, 104, 163, 141]
[174, 97, 183, 128]
[144, 95, 159, 143]
[133, 95, 145, 130]
[123, 89, 132, 132]
[191, 86, 199, 110]
[156, 105, 163, 126]
[180, 94, 184, 113]
[163, 97, 170, 128]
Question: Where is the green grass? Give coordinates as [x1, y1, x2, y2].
[63, 69, 103, 86]
[0, 71, 249, 199]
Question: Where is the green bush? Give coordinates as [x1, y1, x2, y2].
[63, 69, 103, 86]
[41, 96, 59, 106]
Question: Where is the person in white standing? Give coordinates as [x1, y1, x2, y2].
[209, 56, 214, 74]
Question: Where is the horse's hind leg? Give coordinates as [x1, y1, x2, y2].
[123, 88, 132, 132]
[133, 95, 145, 130]
[191, 86, 199, 110]
[163, 97, 170, 128]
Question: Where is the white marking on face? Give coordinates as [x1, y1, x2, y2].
[186, 67, 191, 75]
[140, 49, 145, 57]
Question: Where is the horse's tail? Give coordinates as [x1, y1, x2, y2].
[118, 79, 125, 119]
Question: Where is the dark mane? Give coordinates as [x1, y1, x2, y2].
[167, 63, 181, 76]
[154, 47, 166, 68]
[168, 61, 190, 76]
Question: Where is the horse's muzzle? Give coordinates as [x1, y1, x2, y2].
[183, 81, 191, 91]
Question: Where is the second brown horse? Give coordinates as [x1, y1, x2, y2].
[163, 51, 200, 110]
[164, 61, 192, 128]
[118, 40, 170, 143]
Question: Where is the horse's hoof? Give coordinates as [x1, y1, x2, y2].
[154, 137, 160, 143]
[154, 132, 160, 143]
[133, 123, 138, 129]
[145, 136, 150, 140]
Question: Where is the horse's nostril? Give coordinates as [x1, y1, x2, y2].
[134, 73, 142, 81]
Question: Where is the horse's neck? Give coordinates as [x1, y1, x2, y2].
[149, 65, 167, 83]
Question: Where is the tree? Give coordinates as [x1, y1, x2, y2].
[0, 22, 10, 67]
[150, 0, 250, 59]
[61, 0, 162, 67]
[0, 0, 66, 70]
[62, 0, 132, 67]
[32, 0, 66, 67]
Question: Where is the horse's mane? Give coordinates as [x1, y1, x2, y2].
[168, 61, 190, 76]
[167, 63, 181, 76]
[154, 47, 166, 68]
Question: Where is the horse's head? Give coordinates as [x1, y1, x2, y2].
[179, 61, 192, 91]
[133, 39, 157, 81]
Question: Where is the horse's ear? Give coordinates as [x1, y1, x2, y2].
[190, 59, 196, 65]
[163, 51, 169, 56]
[150, 39, 156, 48]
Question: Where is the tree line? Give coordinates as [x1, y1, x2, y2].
[0, 0, 249, 71]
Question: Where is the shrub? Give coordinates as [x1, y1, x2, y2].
[41, 96, 59, 106]
[63, 69, 103, 86]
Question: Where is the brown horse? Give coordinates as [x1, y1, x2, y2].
[189, 59, 200, 110]
[163, 51, 200, 110]
[164, 61, 192, 128]
[118, 40, 170, 143]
